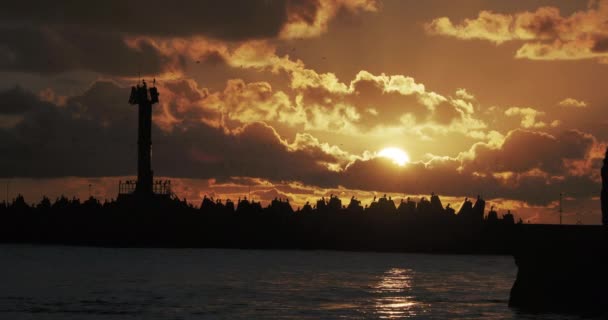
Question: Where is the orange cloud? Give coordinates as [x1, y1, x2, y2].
[426, 1, 608, 63]
[137, 36, 492, 139]
[280, 0, 379, 39]
[558, 97, 588, 108]
[504, 107, 547, 128]
[455, 88, 475, 101]
[38, 88, 67, 107]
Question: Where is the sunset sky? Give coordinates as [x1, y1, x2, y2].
[1, 0, 607, 224]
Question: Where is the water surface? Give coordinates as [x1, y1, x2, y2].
[0, 245, 581, 319]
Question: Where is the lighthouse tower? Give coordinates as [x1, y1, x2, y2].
[129, 80, 158, 196]
[118, 79, 171, 200]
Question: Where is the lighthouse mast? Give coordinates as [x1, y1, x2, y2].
[128, 79, 160, 197]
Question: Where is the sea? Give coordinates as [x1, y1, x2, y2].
[0, 245, 586, 319]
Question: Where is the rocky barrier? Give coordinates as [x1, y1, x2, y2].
[509, 225, 608, 316]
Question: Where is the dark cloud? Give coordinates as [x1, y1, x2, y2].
[286, 0, 322, 25]
[344, 78, 428, 127]
[0, 26, 172, 76]
[592, 35, 608, 53]
[67, 81, 142, 128]
[0, 1, 289, 76]
[518, 7, 561, 39]
[153, 121, 339, 185]
[0, 1, 289, 40]
[0, 82, 137, 177]
[163, 79, 209, 102]
[0, 1, 379, 75]
[0, 86, 40, 114]
[199, 51, 228, 67]
[467, 129, 595, 174]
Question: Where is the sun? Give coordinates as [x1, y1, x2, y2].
[378, 147, 410, 166]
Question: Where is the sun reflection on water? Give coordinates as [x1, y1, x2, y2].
[373, 268, 422, 319]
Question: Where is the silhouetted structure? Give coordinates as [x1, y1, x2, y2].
[486, 206, 498, 224]
[509, 224, 607, 316]
[119, 80, 171, 202]
[347, 196, 363, 213]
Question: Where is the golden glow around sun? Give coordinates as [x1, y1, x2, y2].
[378, 147, 410, 166]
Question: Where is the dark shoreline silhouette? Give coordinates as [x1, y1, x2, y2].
[0, 192, 516, 254]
